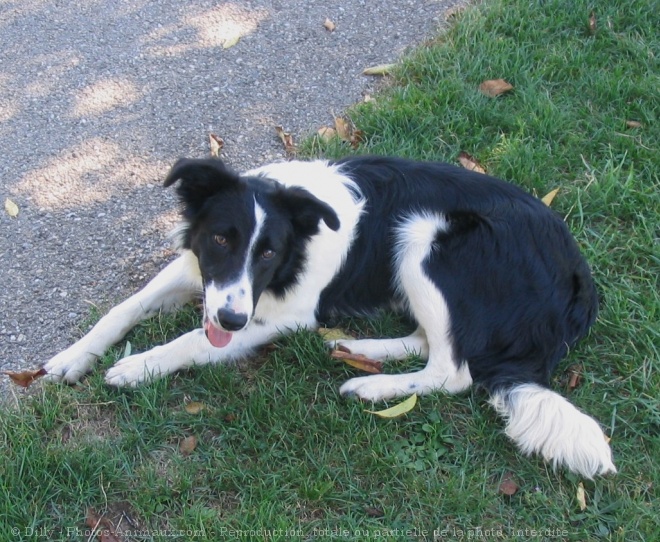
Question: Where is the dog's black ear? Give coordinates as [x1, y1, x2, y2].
[274, 186, 340, 236]
[164, 158, 241, 216]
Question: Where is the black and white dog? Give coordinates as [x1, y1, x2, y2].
[43, 156, 615, 478]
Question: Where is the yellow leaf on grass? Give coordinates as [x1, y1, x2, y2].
[588, 11, 597, 35]
[363, 63, 395, 76]
[5, 198, 19, 218]
[541, 188, 560, 207]
[180, 435, 198, 455]
[458, 151, 486, 174]
[318, 327, 352, 342]
[576, 482, 587, 511]
[184, 401, 206, 414]
[479, 79, 514, 97]
[366, 393, 417, 418]
[317, 126, 337, 142]
[334, 117, 351, 142]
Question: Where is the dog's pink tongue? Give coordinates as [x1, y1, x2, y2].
[204, 320, 233, 348]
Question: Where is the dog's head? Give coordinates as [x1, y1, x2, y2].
[164, 158, 340, 347]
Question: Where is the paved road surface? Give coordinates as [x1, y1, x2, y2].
[0, 0, 458, 389]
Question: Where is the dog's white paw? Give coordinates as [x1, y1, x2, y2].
[42, 347, 98, 384]
[105, 351, 164, 387]
[340, 374, 418, 402]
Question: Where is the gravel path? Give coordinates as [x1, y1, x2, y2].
[1, 0, 458, 389]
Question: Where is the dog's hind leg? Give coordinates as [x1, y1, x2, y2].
[43, 251, 202, 383]
[340, 214, 472, 401]
[328, 327, 428, 362]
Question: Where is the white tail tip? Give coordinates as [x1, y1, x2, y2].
[490, 383, 616, 478]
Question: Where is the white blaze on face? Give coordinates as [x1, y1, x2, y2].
[204, 200, 266, 347]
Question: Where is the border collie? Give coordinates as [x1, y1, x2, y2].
[43, 156, 615, 478]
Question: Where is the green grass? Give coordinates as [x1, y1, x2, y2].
[2, 0, 659, 539]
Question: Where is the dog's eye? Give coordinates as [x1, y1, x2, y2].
[214, 235, 228, 248]
[262, 248, 276, 260]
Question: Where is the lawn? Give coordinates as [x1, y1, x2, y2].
[2, 0, 658, 540]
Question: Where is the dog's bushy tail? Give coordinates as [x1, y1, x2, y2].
[489, 383, 616, 478]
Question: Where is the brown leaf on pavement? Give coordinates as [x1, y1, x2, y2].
[275, 125, 297, 156]
[4, 367, 47, 388]
[209, 133, 225, 157]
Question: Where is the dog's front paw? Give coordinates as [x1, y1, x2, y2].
[42, 347, 98, 384]
[340, 374, 413, 402]
[105, 351, 165, 387]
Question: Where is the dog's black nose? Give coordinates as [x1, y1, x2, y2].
[216, 308, 248, 331]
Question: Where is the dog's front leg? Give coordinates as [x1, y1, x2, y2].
[43, 251, 202, 383]
[104, 320, 288, 387]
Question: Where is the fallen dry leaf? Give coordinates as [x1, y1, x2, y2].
[625, 120, 643, 129]
[365, 393, 417, 418]
[180, 435, 198, 455]
[444, 5, 466, 20]
[541, 188, 560, 207]
[318, 326, 352, 342]
[332, 116, 364, 149]
[458, 151, 486, 174]
[122, 341, 132, 359]
[567, 364, 583, 391]
[588, 11, 597, 35]
[498, 472, 519, 496]
[5, 198, 19, 218]
[350, 130, 365, 149]
[4, 367, 47, 388]
[331, 349, 383, 374]
[209, 133, 225, 157]
[184, 401, 206, 415]
[323, 18, 336, 32]
[364, 506, 385, 518]
[363, 63, 396, 76]
[223, 35, 241, 49]
[317, 126, 337, 142]
[479, 79, 514, 98]
[576, 482, 587, 511]
[85, 508, 121, 542]
[334, 116, 351, 142]
[275, 125, 296, 156]
[61, 425, 73, 444]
